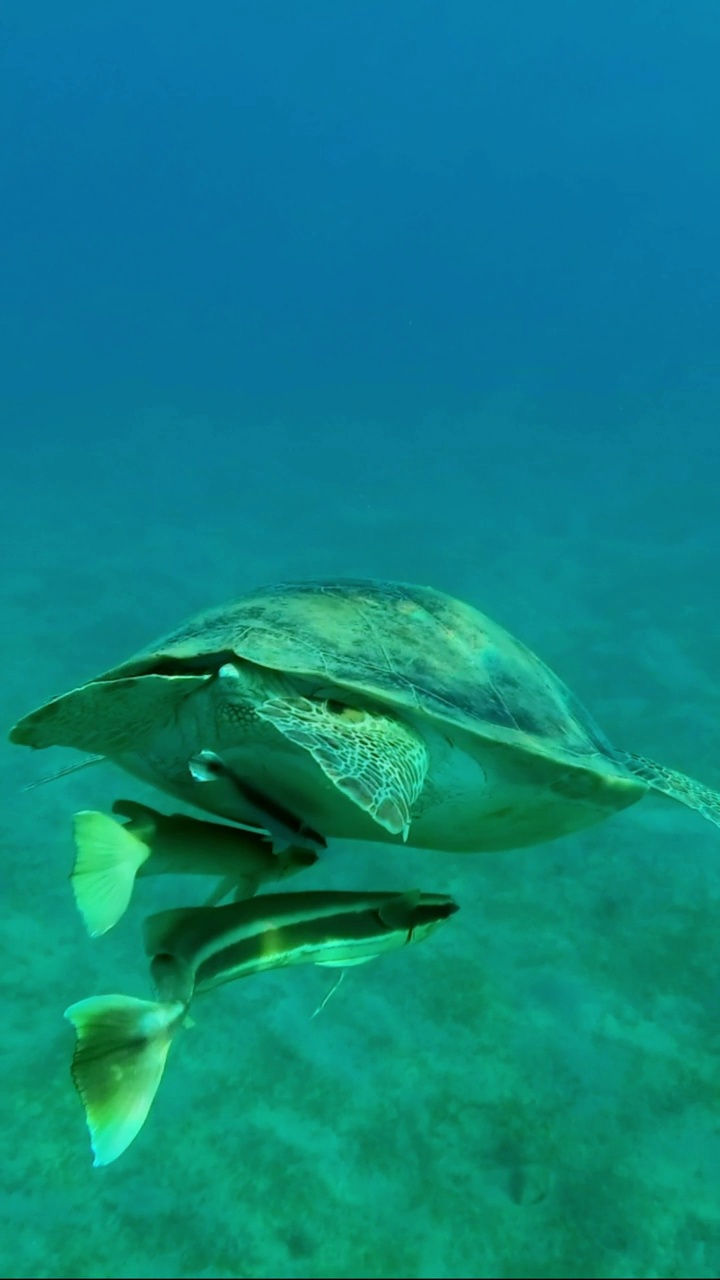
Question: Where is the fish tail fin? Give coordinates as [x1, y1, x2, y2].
[71, 810, 151, 937]
[64, 994, 185, 1167]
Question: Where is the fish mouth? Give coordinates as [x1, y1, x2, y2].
[408, 895, 460, 928]
[419, 898, 460, 923]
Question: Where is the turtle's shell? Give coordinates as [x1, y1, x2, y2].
[101, 578, 621, 776]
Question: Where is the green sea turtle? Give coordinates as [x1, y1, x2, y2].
[9, 578, 720, 852]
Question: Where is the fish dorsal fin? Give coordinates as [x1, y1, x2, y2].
[377, 890, 422, 931]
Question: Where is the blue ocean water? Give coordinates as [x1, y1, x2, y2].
[2, 3, 720, 1276]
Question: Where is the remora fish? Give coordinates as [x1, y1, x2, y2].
[64, 889, 459, 1167]
[71, 800, 319, 938]
[189, 748, 326, 854]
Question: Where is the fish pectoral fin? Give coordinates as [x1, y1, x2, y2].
[64, 995, 184, 1167]
[377, 890, 422, 931]
[71, 810, 151, 937]
[310, 969, 346, 1018]
[256, 697, 429, 841]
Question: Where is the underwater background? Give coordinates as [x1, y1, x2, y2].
[2, 3, 720, 1277]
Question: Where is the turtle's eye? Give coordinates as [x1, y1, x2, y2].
[325, 699, 367, 724]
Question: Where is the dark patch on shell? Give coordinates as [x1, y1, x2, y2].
[101, 577, 619, 772]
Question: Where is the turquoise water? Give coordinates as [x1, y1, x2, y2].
[2, 5, 720, 1278]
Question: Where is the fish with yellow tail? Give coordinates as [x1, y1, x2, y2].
[70, 800, 321, 937]
[64, 888, 459, 1167]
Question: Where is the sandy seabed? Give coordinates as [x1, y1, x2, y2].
[2, 407, 719, 1280]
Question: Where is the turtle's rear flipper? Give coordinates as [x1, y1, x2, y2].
[621, 751, 720, 829]
[256, 696, 429, 841]
[9, 675, 212, 756]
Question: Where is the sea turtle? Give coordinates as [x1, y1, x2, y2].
[9, 578, 720, 852]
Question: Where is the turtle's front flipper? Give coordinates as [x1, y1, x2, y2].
[9, 674, 212, 755]
[256, 696, 429, 841]
[621, 751, 720, 830]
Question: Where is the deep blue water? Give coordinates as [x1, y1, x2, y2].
[2, 4, 720, 1277]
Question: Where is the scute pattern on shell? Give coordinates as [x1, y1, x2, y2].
[106, 579, 617, 771]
